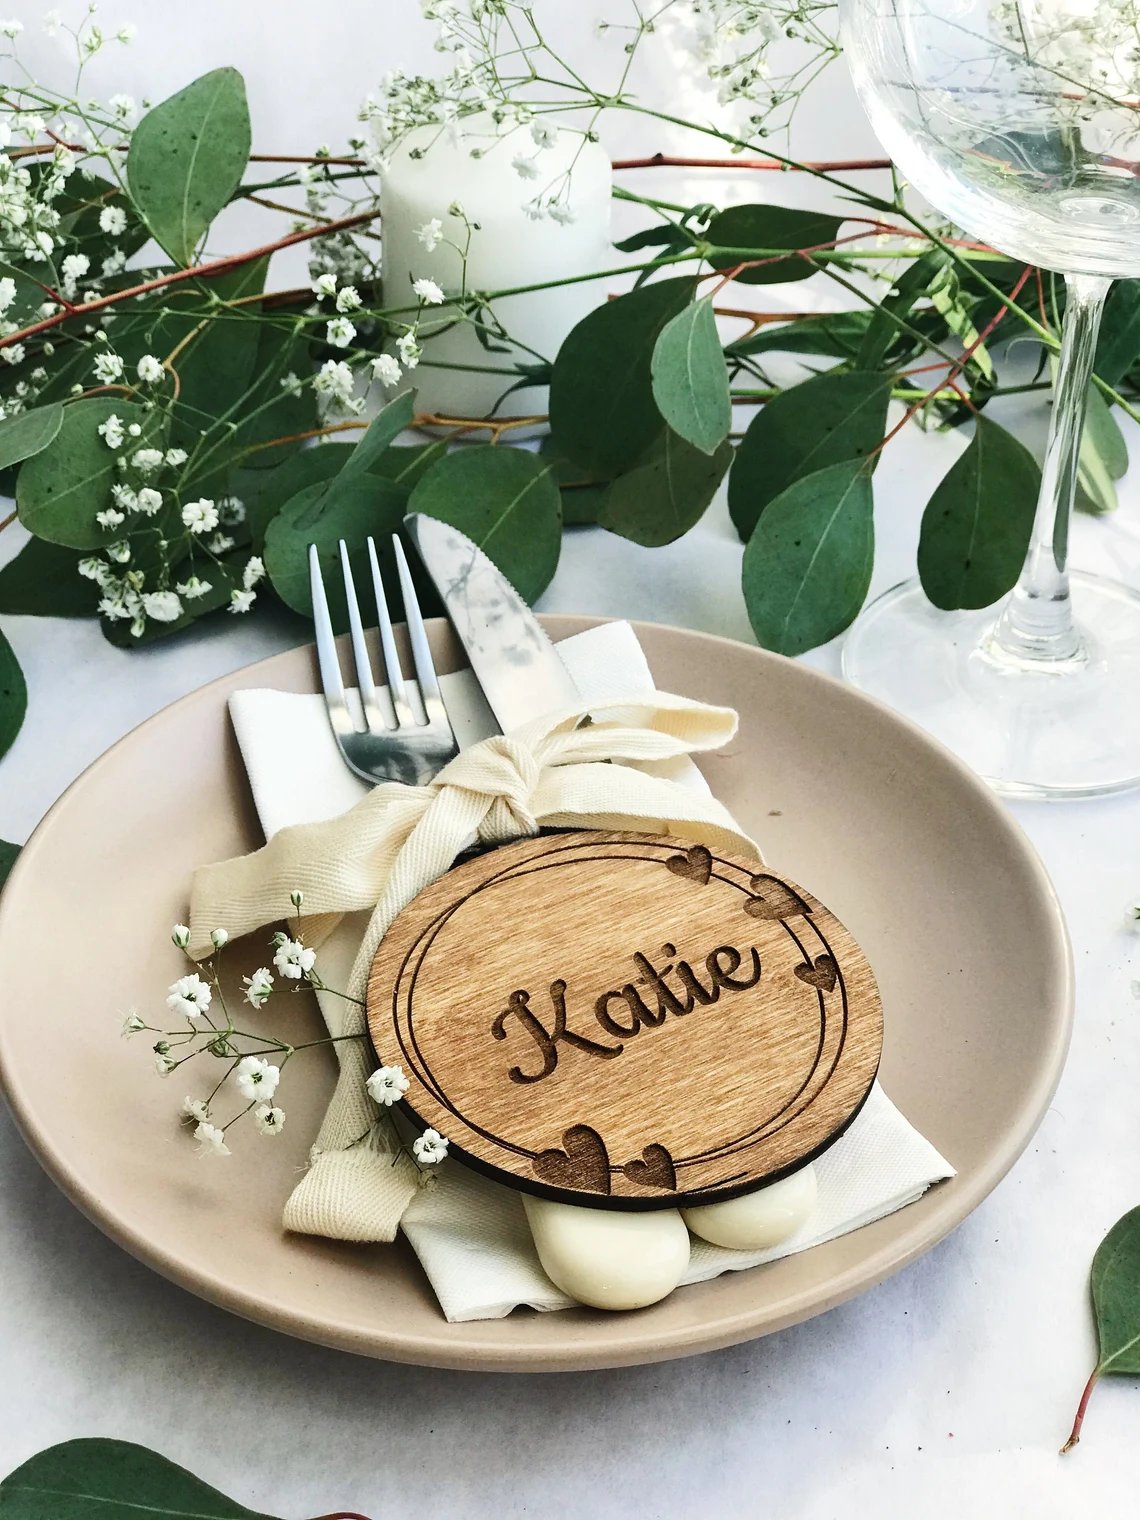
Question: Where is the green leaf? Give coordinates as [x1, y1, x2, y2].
[1095, 279, 1140, 388]
[408, 445, 561, 602]
[599, 430, 732, 547]
[742, 458, 874, 656]
[728, 371, 891, 541]
[858, 250, 949, 372]
[0, 625, 26, 761]
[614, 223, 697, 254]
[0, 537, 100, 618]
[1076, 382, 1127, 515]
[264, 474, 414, 628]
[240, 446, 351, 550]
[0, 406, 63, 473]
[917, 416, 1040, 611]
[650, 298, 731, 455]
[549, 276, 694, 477]
[338, 391, 416, 483]
[0, 838, 17, 892]
[127, 67, 252, 266]
[705, 205, 843, 285]
[562, 484, 608, 526]
[1062, 1207, 1140, 1453]
[16, 398, 153, 550]
[371, 438, 449, 488]
[231, 326, 317, 468]
[0, 1437, 278, 1519]
[726, 310, 875, 362]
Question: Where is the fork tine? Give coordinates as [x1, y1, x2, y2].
[366, 536, 416, 726]
[337, 539, 382, 727]
[309, 545, 349, 720]
[392, 533, 443, 712]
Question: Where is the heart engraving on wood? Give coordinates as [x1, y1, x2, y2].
[744, 873, 813, 921]
[532, 1124, 612, 1194]
[621, 1143, 678, 1191]
[794, 954, 838, 993]
[665, 844, 712, 886]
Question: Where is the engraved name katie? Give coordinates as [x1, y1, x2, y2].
[366, 832, 884, 1210]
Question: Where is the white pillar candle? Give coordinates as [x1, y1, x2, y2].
[379, 118, 612, 425]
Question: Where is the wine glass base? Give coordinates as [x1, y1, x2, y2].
[841, 572, 1140, 800]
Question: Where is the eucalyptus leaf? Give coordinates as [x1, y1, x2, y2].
[858, 250, 949, 371]
[0, 1437, 278, 1520]
[127, 68, 252, 266]
[599, 430, 732, 547]
[726, 310, 875, 362]
[1095, 279, 1140, 389]
[650, 298, 731, 455]
[614, 223, 697, 253]
[16, 398, 153, 549]
[562, 484, 608, 526]
[231, 325, 317, 468]
[705, 204, 843, 285]
[0, 537, 100, 618]
[240, 445, 351, 549]
[0, 625, 27, 761]
[549, 275, 694, 477]
[1076, 382, 1127, 515]
[0, 405, 63, 473]
[338, 391, 416, 483]
[408, 445, 561, 602]
[728, 370, 891, 541]
[1062, 1207, 1140, 1452]
[0, 838, 17, 892]
[742, 458, 874, 656]
[917, 416, 1039, 611]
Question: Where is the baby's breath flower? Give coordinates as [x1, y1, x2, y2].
[548, 200, 576, 226]
[207, 532, 236, 555]
[210, 927, 229, 949]
[171, 924, 191, 948]
[1, 344, 25, 367]
[175, 576, 211, 600]
[273, 936, 316, 980]
[167, 973, 211, 1019]
[106, 540, 131, 564]
[372, 353, 401, 387]
[242, 555, 265, 590]
[0, 20, 24, 39]
[415, 217, 443, 252]
[194, 1120, 230, 1157]
[79, 557, 106, 582]
[60, 252, 90, 297]
[136, 353, 164, 384]
[95, 508, 124, 529]
[98, 414, 125, 450]
[93, 351, 124, 384]
[366, 1065, 409, 1107]
[131, 446, 163, 474]
[311, 271, 337, 298]
[218, 496, 245, 527]
[0, 278, 16, 314]
[109, 93, 136, 119]
[165, 446, 188, 466]
[279, 372, 303, 397]
[395, 332, 421, 370]
[511, 154, 539, 181]
[254, 1103, 286, 1136]
[229, 588, 256, 615]
[182, 497, 219, 535]
[99, 205, 128, 236]
[120, 1010, 146, 1038]
[110, 483, 137, 511]
[182, 1096, 210, 1123]
[155, 1051, 177, 1077]
[413, 1127, 449, 1164]
[313, 358, 355, 407]
[117, 23, 136, 43]
[326, 315, 356, 348]
[413, 276, 445, 305]
[531, 119, 556, 149]
[235, 1055, 280, 1103]
[143, 590, 182, 623]
[134, 486, 163, 516]
[290, 889, 304, 909]
[243, 967, 274, 1008]
[335, 285, 362, 313]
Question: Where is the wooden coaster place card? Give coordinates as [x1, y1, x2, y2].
[366, 831, 883, 1210]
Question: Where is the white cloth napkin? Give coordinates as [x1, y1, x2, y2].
[228, 621, 954, 1321]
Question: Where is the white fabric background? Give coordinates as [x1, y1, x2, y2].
[2, 4, 1140, 1516]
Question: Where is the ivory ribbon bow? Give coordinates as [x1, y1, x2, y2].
[188, 691, 758, 1243]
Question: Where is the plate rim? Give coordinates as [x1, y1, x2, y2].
[0, 615, 1074, 1371]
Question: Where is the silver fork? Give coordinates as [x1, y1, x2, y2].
[308, 535, 458, 787]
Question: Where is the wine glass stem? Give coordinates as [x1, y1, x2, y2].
[991, 271, 1110, 665]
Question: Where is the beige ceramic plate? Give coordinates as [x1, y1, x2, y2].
[0, 617, 1072, 1371]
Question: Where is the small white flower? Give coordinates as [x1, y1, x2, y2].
[98, 595, 129, 621]
[109, 93, 136, 120]
[254, 1103, 286, 1136]
[165, 446, 188, 466]
[136, 354, 164, 384]
[101, 249, 126, 278]
[335, 285, 362, 313]
[0, 19, 24, 38]
[531, 119, 556, 149]
[511, 154, 540, 181]
[371, 353, 401, 387]
[61, 252, 90, 296]
[366, 1064, 409, 1107]
[326, 316, 356, 348]
[235, 1054, 280, 1103]
[1, 343, 25, 367]
[97, 413, 125, 449]
[313, 358, 356, 406]
[242, 555, 265, 590]
[395, 332, 421, 370]
[229, 588, 256, 615]
[143, 590, 182, 622]
[207, 532, 236, 555]
[155, 1051, 177, 1077]
[218, 496, 245, 527]
[412, 1127, 449, 1164]
[194, 1120, 230, 1157]
[106, 540, 131, 564]
[210, 927, 229, 949]
[290, 888, 304, 909]
[415, 218, 444, 253]
[131, 446, 164, 474]
[135, 487, 163, 516]
[548, 200, 576, 226]
[99, 205, 128, 236]
[117, 23, 136, 43]
[126, 423, 141, 436]
[182, 497, 219, 535]
[167, 972, 211, 1019]
[120, 1010, 146, 1038]
[182, 1096, 210, 1123]
[78, 557, 105, 581]
[273, 937, 316, 980]
[243, 967, 274, 1007]
[95, 508, 124, 529]
[93, 351, 124, 384]
[171, 924, 191, 948]
[0, 277, 16, 314]
[110, 483, 137, 511]
[43, 9, 61, 35]
[175, 575, 211, 600]
[311, 272, 337, 299]
[412, 277, 444, 305]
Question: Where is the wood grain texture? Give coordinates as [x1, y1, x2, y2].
[367, 831, 883, 1210]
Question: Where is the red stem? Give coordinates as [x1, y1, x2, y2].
[308, 1513, 373, 1519]
[0, 208, 378, 351]
[1061, 1366, 1100, 1454]
[611, 153, 892, 172]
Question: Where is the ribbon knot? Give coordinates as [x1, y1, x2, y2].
[436, 733, 544, 843]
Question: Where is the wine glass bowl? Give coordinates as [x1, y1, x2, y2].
[840, 0, 1140, 798]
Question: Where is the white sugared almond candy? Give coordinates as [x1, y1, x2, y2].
[683, 1163, 817, 1251]
[523, 1196, 691, 1311]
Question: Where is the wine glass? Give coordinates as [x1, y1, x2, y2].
[840, 0, 1140, 798]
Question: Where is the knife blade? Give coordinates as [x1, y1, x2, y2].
[404, 512, 582, 732]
